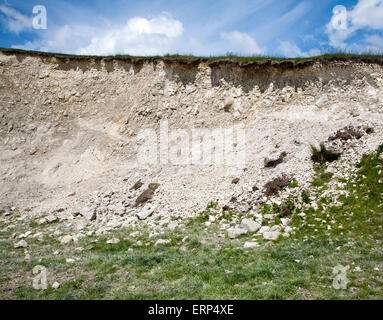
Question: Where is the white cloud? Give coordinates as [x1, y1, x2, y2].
[350, 0, 383, 30]
[363, 34, 383, 52]
[77, 13, 183, 56]
[326, 0, 383, 49]
[277, 41, 320, 58]
[13, 12, 184, 56]
[0, 5, 32, 34]
[365, 34, 383, 47]
[220, 30, 264, 55]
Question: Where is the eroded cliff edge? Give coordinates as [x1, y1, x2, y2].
[1, 48, 383, 233]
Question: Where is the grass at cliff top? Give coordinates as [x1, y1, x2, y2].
[0, 145, 383, 299]
[1, 47, 383, 64]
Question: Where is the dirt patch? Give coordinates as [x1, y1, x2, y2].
[264, 152, 287, 168]
[231, 178, 240, 184]
[135, 189, 154, 207]
[311, 144, 341, 164]
[279, 202, 294, 217]
[328, 125, 364, 141]
[264, 174, 294, 197]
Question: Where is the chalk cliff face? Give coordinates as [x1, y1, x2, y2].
[1, 49, 383, 230]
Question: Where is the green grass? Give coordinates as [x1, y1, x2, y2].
[311, 164, 334, 188]
[1, 47, 383, 64]
[1, 145, 383, 299]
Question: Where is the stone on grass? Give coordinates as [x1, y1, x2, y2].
[14, 240, 28, 248]
[52, 282, 60, 289]
[284, 226, 293, 233]
[60, 235, 72, 244]
[19, 231, 32, 239]
[240, 219, 261, 232]
[227, 227, 248, 239]
[244, 241, 260, 248]
[281, 218, 292, 226]
[263, 231, 281, 241]
[130, 231, 140, 238]
[258, 226, 270, 234]
[270, 225, 281, 232]
[155, 239, 171, 246]
[106, 238, 120, 244]
[37, 218, 47, 225]
[46, 214, 58, 223]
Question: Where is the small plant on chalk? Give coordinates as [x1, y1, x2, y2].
[311, 144, 340, 164]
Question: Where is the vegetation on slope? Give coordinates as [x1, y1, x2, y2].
[1, 145, 382, 299]
[1, 47, 383, 65]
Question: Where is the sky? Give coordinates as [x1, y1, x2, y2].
[0, 0, 382, 57]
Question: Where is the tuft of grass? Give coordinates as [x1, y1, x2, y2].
[301, 190, 311, 204]
[148, 183, 160, 191]
[131, 181, 143, 191]
[279, 199, 295, 218]
[311, 144, 341, 164]
[366, 127, 374, 134]
[288, 181, 299, 188]
[311, 164, 334, 188]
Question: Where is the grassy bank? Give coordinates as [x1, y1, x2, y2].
[1, 47, 383, 64]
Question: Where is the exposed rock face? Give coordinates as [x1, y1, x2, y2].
[1, 49, 383, 229]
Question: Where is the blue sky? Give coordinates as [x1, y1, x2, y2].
[0, 0, 382, 57]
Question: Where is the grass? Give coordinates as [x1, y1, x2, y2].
[311, 164, 334, 188]
[148, 183, 160, 191]
[1, 47, 383, 64]
[0, 145, 383, 299]
[131, 181, 143, 191]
